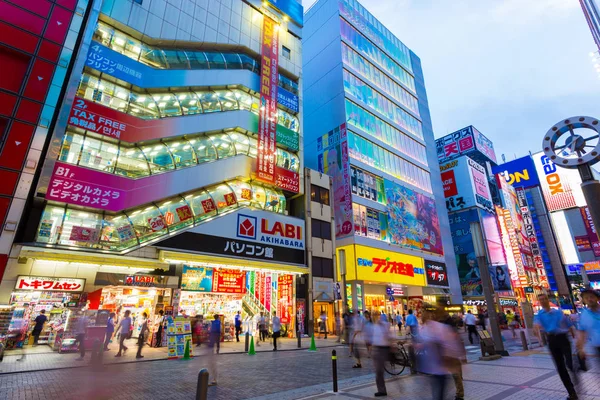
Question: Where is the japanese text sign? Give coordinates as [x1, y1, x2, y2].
[424, 260, 449, 287]
[16, 276, 85, 292]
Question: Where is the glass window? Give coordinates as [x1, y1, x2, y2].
[227, 180, 253, 206]
[278, 191, 287, 211]
[114, 146, 151, 178]
[250, 184, 266, 208]
[282, 46, 291, 60]
[223, 53, 242, 69]
[186, 191, 217, 222]
[236, 90, 253, 111]
[76, 74, 100, 101]
[198, 91, 221, 113]
[110, 31, 142, 61]
[178, 92, 201, 115]
[141, 143, 175, 174]
[93, 22, 113, 46]
[78, 136, 118, 173]
[289, 153, 300, 172]
[128, 205, 168, 243]
[215, 90, 239, 111]
[36, 206, 65, 244]
[208, 184, 238, 213]
[154, 93, 182, 117]
[163, 50, 190, 69]
[157, 196, 194, 232]
[59, 131, 84, 164]
[189, 136, 218, 163]
[99, 214, 138, 251]
[205, 52, 226, 69]
[209, 134, 236, 159]
[247, 136, 258, 158]
[139, 47, 168, 69]
[128, 92, 160, 119]
[239, 54, 257, 72]
[167, 140, 197, 168]
[265, 188, 283, 213]
[277, 148, 291, 170]
[229, 132, 250, 155]
[58, 209, 103, 248]
[187, 52, 209, 69]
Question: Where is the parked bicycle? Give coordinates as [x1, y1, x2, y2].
[384, 340, 413, 375]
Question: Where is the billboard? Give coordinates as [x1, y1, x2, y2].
[492, 156, 540, 188]
[317, 124, 353, 239]
[580, 206, 600, 257]
[439, 156, 493, 213]
[436, 126, 497, 164]
[424, 260, 449, 287]
[449, 209, 482, 296]
[267, 0, 304, 27]
[352, 245, 426, 287]
[532, 152, 585, 212]
[256, 17, 279, 184]
[384, 180, 443, 256]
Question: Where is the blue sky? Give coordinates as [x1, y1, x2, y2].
[303, 0, 600, 163]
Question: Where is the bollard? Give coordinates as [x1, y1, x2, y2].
[297, 330, 301, 348]
[196, 368, 209, 400]
[520, 331, 528, 351]
[332, 350, 338, 392]
[245, 332, 249, 353]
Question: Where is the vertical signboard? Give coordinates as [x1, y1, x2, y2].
[580, 206, 600, 257]
[277, 274, 293, 324]
[449, 209, 482, 296]
[317, 123, 353, 238]
[257, 17, 279, 183]
[439, 156, 492, 213]
[532, 152, 584, 212]
[471, 126, 497, 164]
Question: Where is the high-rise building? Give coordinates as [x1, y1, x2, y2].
[304, 0, 460, 316]
[0, 0, 307, 350]
[580, 0, 600, 53]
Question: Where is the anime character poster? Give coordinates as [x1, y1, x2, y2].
[449, 209, 483, 296]
[383, 180, 443, 256]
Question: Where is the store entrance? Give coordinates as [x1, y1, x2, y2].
[313, 301, 334, 337]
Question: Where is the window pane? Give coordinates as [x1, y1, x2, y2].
[139, 48, 167, 69]
[223, 53, 242, 69]
[251, 184, 266, 208]
[320, 188, 330, 206]
[36, 206, 65, 244]
[208, 184, 238, 213]
[216, 90, 239, 111]
[187, 191, 218, 222]
[128, 92, 160, 119]
[277, 148, 290, 170]
[247, 136, 258, 158]
[78, 136, 118, 173]
[76, 74, 100, 101]
[115, 146, 151, 178]
[154, 93, 182, 117]
[58, 208, 103, 248]
[129, 206, 168, 243]
[189, 136, 218, 163]
[205, 52, 226, 69]
[239, 54, 256, 72]
[227, 180, 253, 206]
[321, 221, 332, 240]
[178, 92, 201, 115]
[229, 132, 250, 155]
[59, 131, 84, 164]
[167, 140, 197, 168]
[187, 52, 209, 69]
[99, 214, 138, 251]
[198, 91, 221, 113]
[93, 22, 113, 46]
[141, 143, 175, 174]
[162, 50, 190, 69]
[236, 90, 253, 111]
[209, 134, 235, 159]
[157, 196, 194, 232]
[310, 184, 318, 202]
[265, 188, 282, 213]
[312, 221, 321, 238]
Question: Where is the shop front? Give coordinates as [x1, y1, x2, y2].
[337, 244, 432, 319]
[313, 278, 335, 336]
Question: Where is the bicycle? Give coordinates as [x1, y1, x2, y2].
[384, 340, 412, 375]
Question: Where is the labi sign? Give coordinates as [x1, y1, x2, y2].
[492, 155, 540, 189]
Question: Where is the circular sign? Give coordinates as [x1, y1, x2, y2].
[542, 116, 600, 168]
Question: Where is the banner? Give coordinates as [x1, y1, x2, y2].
[257, 17, 279, 183]
[277, 275, 293, 324]
[212, 268, 246, 294]
[181, 266, 213, 292]
[580, 206, 600, 257]
[265, 274, 272, 312]
[15, 276, 85, 292]
[515, 188, 548, 287]
[449, 209, 482, 296]
[532, 152, 584, 212]
[440, 156, 492, 213]
[317, 123, 353, 238]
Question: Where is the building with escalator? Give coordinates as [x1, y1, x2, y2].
[0, 0, 307, 349]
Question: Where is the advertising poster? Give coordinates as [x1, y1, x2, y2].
[277, 275, 293, 324]
[440, 157, 492, 212]
[384, 179, 443, 256]
[449, 209, 482, 296]
[580, 206, 600, 257]
[317, 123, 353, 238]
[435, 127, 476, 163]
[297, 299, 306, 335]
[212, 269, 246, 294]
[181, 266, 213, 292]
[468, 158, 493, 211]
[424, 260, 449, 287]
[532, 152, 585, 212]
[248, 271, 256, 296]
[352, 245, 426, 286]
[265, 274, 272, 312]
[488, 264, 512, 292]
[256, 16, 279, 184]
[492, 155, 540, 189]
[257, 272, 265, 306]
[472, 126, 497, 164]
[69, 226, 99, 242]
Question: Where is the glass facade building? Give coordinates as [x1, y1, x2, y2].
[304, 0, 461, 305]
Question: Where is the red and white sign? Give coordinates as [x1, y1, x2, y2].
[278, 274, 293, 324]
[15, 276, 85, 292]
[212, 268, 246, 294]
[148, 215, 166, 232]
[441, 169, 458, 198]
[69, 98, 127, 139]
[274, 166, 300, 193]
[69, 226, 98, 242]
[256, 17, 279, 183]
[265, 274, 272, 311]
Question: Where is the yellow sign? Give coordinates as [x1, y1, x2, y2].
[338, 245, 426, 287]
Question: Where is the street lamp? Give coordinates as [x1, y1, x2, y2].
[470, 221, 508, 356]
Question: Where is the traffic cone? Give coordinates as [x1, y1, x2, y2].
[308, 334, 317, 352]
[248, 336, 256, 355]
[183, 338, 191, 360]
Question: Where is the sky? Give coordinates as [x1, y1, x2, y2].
[302, 0, 600, 163]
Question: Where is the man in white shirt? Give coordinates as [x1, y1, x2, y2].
[115, 310, 132, 357]
[464, 310, 478, 345]
[371, 311, 392, 397]
[272, 312, 281, 351]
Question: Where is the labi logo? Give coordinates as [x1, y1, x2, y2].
[237, 214, 257, 240]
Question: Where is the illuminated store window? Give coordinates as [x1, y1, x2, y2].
[230, 132, 250, 154]
[186, 191, 218, 222]
[59, 131, 85, 164]
[100, 214, 139, 250]
[140, 47, 168, 68]
[209, 134, 235, 159]
[110, 31, 142, 60]
[247, 137, 258, 157]
[178, 92, 202, 115]
[168, 140, 197, 168]
[162, 50, 191, 69]
[265, 187, 284, 213]
[114, 146, 150, 178]
[78, 136, 118, 173]
[251, 184, 266, 209]
[58, 209, 103, 247]
[128, 92, 160, 119]
[216, 90, 239, 111]
[141, 143, 175, 174]
[154, 93, 183, 117]
[236, 91, 253, 111]
[209, 184, 238, 213]
[190, 136, 218, 163]
[198, 91, 221, 113]
[129, 206, 167, 243]
[228, 180, 253, 206]
[36, 206, 66, 244]
[157, 197, 194, 232]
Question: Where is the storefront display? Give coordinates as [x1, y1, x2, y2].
[167, 317, 193, 358]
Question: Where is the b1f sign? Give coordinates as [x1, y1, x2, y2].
[492, 156, 540, 188]
[532, 152, 585, 212]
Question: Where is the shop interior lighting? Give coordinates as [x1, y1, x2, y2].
[166, 259, 304, 276]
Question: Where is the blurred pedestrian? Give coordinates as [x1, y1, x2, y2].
[335, 312, 342, 343]
[464, 310, 478, 344]
[258, 312, 266, 346]
[234, 311, 242, 342]
[371, 311, 392, 397]
[31, 309, 47, 346]
[154, 310, 164, 348]
[506, 310, 518, 339]
[75, 312, 88, 361]
[396, 312, 403, 333]
[318, 311, 327, 338]
[115, 310, 132, 357]
[208, 314, 221, 385]
[534, 293, 578, 400]
[577, 288, 600, 368]
[103, 312, 115, 351]
[406, 309, 418, 337]
[351, 311, 363, 368]
[194, 316, 203, 347]
[136, 312, 148, 359]
[441, 310, 467, 400]
[272, 311, 281, 351]
[364, 311, 373, 357]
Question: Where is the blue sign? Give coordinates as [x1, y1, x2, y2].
[492, 156, 540, 188]
[449, 209, 482, 296]
[86, 42, 299, 111]
[267, 0, 303, 27]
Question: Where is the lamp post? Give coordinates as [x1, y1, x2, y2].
[470, 221, 508, 356]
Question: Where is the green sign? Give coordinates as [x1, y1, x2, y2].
[249, 113, 299, 152]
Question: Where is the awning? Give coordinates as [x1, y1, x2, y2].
[314, 292, 335, 302]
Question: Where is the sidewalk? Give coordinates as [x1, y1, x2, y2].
[0, 335, 341, 374]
